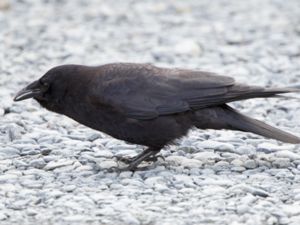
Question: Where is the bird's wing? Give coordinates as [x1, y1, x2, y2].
[89, 75, 191, 120]
[89, 64, 262, 120]
[88, 64, 250, 120]
[149, 68, 237, 110]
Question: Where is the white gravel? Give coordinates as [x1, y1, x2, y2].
[1, 0, 300, 224]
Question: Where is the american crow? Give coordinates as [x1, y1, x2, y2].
[14, 63, 300, 170]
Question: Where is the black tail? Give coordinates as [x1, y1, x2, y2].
[221, 105, 300, 144]
[250, 87, 300, 98]
[227, 86, 300, 103]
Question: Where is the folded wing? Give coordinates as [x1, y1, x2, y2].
[90, 64, 294, 120]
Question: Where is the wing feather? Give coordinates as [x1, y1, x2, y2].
[90, 63, 262, 120]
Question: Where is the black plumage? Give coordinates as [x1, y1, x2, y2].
[14, 63, 300, 170]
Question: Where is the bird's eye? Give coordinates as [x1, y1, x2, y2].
[39, 79, 49, 87]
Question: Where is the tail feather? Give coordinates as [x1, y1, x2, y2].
[193, 86, 300, 143]
[222, 105, 300, 144]
[262, 87, 300, 97]
[227, 86, 300, 102]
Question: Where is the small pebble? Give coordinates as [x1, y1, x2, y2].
[1, 1, 300, 225]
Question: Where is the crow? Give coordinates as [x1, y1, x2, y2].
[14, 63, 300, 170]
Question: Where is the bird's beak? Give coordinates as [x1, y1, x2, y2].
[14, 80, 42, 101]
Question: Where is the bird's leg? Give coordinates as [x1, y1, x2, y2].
[116, 147, 160, 164]
[119, 147, 160, 171]
[116, 155, 137, 164]
[144, 154, 165, 163]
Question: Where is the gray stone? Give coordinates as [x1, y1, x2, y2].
[274, 150, 300, 160]
[0, 147, 20, 157]
[244, 160, 258, 169]
[62, 185, 77, 192]
[93, 149, 114, 158]
[44, 159, 74, 170]
[231, 166, 246, 172]
[196, 140, 235, 152]
[120, 213, 140, 225]
[231, 159, 244, 167]
[193, 151, 221, 162]
[165, 156, 203, 168]
[234, 146, 256, 155]
[212, 161, 230, 172]
[0, 212, 7, 221]
[86, 133, 102, 142]
[1, 1, 300, 224]
[29, 158, 46, 169]
[233, 184, 269, 197]
[174, 39, 202, 56]
[272, 158, 291, 168]
[27, 209, 38, 216]
[0, 174, 19, 184]
[63, 215, 94, 223]
[282, 204, 300, 216]
[95, 159, 118, 170]
[257, 142, 292, 153]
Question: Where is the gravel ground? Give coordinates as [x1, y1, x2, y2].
[1, 0, 300, 224]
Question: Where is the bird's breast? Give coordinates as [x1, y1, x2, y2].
[62, 100, 192, 148]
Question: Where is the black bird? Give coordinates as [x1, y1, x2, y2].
[14, 63, 300, 170]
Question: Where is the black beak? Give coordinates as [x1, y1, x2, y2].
[14, 80, 42, 101]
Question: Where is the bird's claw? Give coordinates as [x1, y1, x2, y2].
[114, 149, 161, 171]
[114, 156, 141, 171]
[119, 164, 155, 172]
[115, 154, 163, 166]
[115, 155, 136, 164]
[144, 155, 165, 163]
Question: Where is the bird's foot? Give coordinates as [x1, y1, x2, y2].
[115, 155, 136, 164]
[144, 154, 165, 163]
[114, 148, 161, 171]
[119, 155, 163, 171]
[119, 164, 156, 172]
[115, 153, 164, 165]
[115, 157, 149, 171]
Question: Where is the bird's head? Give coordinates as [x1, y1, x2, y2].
[14, 65, 82, 112]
